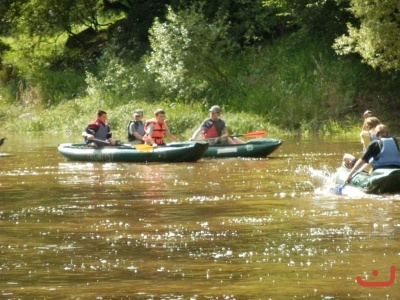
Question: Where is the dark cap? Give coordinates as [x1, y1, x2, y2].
[209, 105, 221, 113]
[133, 109, 143, 116]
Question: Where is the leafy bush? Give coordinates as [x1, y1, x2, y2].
[85, 45, 165, 107]
[146, 5, 239, 101]
[233, 32, 374, 131]
[333, 0, 400, 72]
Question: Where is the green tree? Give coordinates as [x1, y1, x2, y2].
[1, 0, 114, 72]
[0, 0, 19, 34]
[146, 5, 238, 100]
[333, 0, 400, 71]
[172, 0, 283, 45]
[264, 0, 353, 39]
[1, 0, 170, 68]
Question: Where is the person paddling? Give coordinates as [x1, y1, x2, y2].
[142, 109, 179, 147]
[82, 110, 116, 147]
[190, 105, 244, 145]
[346, 124, 400, 183]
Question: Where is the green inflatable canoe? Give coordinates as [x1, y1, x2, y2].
[202, 138, 283, 158]
[58, 142, 209, 163]
[334, 165, 400, 194]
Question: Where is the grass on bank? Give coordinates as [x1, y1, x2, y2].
[1, 31, 398, 137]
[0, 97, 285, 142]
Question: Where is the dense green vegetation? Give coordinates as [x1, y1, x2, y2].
[1, 0, 400, 137]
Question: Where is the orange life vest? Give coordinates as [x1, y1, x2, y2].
[143, 118, 166, 145]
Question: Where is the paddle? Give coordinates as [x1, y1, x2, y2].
[331, 162, 369, 195]
[191, 130, 267, 143]
[91, 139, 112, 146]
[231, 130, 267, 138]
[133, 144, 154, 151]
[90, 139, 154, 152]
[91, 139, 125, 146]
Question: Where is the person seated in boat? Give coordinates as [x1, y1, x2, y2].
[82, 110, 116, 147]
[127, 109, 145, 145]
[346, 124, 400, 183]
[142, 109, 179, 147]
[189, 105, 245, 145]
[343, 116, 381, 170]
[360, 115, 380, 152]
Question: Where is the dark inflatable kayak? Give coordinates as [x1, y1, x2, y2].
[334, 165, 400, 194]
[58, 142, 209, 163]
[202, 138, 283, 158]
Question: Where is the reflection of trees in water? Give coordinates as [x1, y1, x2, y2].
[56, 159, 277, 202]
[58, 162, 119, 187]
[137, 164, 169, 199]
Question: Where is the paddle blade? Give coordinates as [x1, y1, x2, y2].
[330, 183, 346, 195]
[241, 130, 268, 138]
[134, 144, 154, 152]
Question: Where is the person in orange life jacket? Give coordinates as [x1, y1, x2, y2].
[346, 124, 400, 183]
[82, 110, 116, 147]
[189, 105, 245, 145]
[142, 109, 179, 147]
[127, 109, 145, 145]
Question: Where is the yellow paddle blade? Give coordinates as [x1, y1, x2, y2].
[134, 144, 154, 152]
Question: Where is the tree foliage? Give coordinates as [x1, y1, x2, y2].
[333, 0, 400, 71]
[172, 0, 283, 45]
[1, 0, 400, 122]
[7, 0, 109, 37]
[146, 6, 238, 100]
[1, 0, 116, 73]
[1, 0, 169, 69]
[85, 44, 163, 107]
[263, 0, 354, 39]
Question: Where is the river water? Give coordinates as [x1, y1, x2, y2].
[0, 134, 399, 299]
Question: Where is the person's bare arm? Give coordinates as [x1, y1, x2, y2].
[190, 126, 202, 141]
[165, 131, 179, 142]
[221, 128, 229, 138]
[346, 158, 367, 183]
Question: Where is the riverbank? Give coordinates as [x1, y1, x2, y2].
[0, 95, 364, 141]
[1, 33, 399, 136]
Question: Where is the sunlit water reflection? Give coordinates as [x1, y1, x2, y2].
[0, 134, 399, 299]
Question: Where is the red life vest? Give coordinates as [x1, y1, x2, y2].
[143, 118, 166, 145]
[203, 124, 219, 138]
[86, 119, 111, 140]
[203, 119, 225, 138]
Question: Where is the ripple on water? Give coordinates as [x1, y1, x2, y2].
[2, 137, 400, 299]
